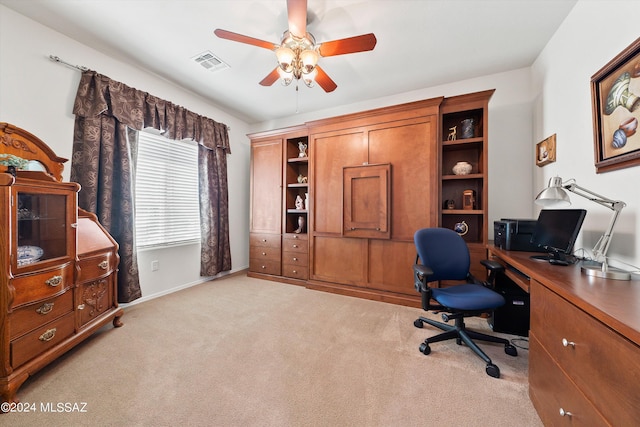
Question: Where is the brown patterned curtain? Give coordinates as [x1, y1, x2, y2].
[71, 71, 232, 302]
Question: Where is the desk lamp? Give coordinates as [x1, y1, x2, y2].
[535, 176, 630, 280]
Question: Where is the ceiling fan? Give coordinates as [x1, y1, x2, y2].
[214, 0, 377, 92]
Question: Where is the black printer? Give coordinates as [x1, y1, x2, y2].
[493, 218, 544, 252]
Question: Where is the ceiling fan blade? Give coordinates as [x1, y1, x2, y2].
[319, 33, 377, 57]
[259, 68, 281, 86]
[287, 0, 307, 38]
[314, 66, 337, 93]
[214, 29, 277, 50]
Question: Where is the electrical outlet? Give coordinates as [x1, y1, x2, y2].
[151, 260, 159, 271]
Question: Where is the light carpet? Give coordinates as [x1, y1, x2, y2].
[6, 273, 542, 426]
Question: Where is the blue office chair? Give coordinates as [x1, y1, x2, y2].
[413, 228, 517, 378]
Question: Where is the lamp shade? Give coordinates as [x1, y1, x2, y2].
[535, 176, 571, 207]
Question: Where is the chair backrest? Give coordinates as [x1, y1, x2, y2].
[414, 228, 470, 283]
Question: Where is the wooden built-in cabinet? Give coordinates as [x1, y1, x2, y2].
[0, 123, 123, 405]
[248, 91, 493, 306]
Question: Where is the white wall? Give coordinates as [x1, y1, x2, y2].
[0, 5, 252, 302]
[531, 0, 640, 274]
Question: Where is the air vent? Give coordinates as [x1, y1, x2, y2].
[192, 51, 229, 72]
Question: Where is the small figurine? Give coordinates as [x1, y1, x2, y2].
[298, 142, 308, 158]
[447, 126, 457, 141]
[295, 195, 304, 210]
[297, 174, 308, 183]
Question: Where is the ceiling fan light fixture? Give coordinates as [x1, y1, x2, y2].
[303, 68, 317, 88]
[300, 49, 318, 74]
[275, 46, 295, 73]
[277, 67, 294, 86]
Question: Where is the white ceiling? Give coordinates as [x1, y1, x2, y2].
[1, 0, 577, 124]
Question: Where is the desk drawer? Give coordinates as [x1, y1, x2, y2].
[531, 280, 640, 423]
[11, 311, 75, 368]
[10, 290, 74, 340]
[529, 334, 606, 426]
[10, 264, 74, 308]
[77, 251, 114, 283]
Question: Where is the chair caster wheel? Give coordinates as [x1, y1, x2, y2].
[414, 319, 424, 328]
[505, 344, 518, 357]
[486, 363, 500, 378]
[419, 342, 431, 355]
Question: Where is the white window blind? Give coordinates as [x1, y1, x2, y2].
[135, 130, 200, 248]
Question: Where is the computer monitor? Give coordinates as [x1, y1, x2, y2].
[529, 209, 587, 263]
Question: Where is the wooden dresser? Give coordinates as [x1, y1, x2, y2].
[0, 123, 123, 405]
[488, 245, 640, 425]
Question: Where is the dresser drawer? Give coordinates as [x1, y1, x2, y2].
[282, 251, 308, 267]
[10, 264, 74, 308]
[250, 245, 281, 263]
[529, 333, 607, 426]
[77, 251, 114, 283]
[9, 290, 74, 340]
[11, 311, 75, 368]
[249, 259, 281, 275]
[282, 264, 308, 280]
[531, 280, 640, 423]
[282, 234, 308, 253]
[250, 233, 281, 249]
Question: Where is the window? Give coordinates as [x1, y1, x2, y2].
[135, 130, 200, 248]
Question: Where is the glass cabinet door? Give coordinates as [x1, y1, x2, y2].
[16, 191, 69, 267]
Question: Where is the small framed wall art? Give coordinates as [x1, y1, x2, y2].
[591, 36, 640, 173]
[536, 134, 556, 167]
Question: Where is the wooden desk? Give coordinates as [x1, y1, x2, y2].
[488, 245, 640, 425]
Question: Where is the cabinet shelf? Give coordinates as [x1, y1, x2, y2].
[287, 209, 307, 214]
[442, 209, 483, 215]
[442, 137, 483, 146]
[288, 157, 308, 163]
[287, 183, 308, 188]
[442, 173, 483, 180]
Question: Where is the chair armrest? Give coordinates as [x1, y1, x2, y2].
[480, 259, 504, 274]
[413, 264, 434, 293]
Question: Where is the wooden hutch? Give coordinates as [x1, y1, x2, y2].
[0, 123, 123, 405]
[248, 90, 493, 307]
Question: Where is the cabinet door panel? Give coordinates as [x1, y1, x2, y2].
[368, 119, 437, 240]
[368, 240, 415, 295]
[250, 139, 282, 233]
[312, 131, 367, 234]
[312, 236, 367, 286]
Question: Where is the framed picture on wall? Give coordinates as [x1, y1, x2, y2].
[536, 134, 556, 167]
[591, 36, 640, 173]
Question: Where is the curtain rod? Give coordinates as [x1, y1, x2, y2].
[48, 55, 231, 132]
[49, 55, 88, 71]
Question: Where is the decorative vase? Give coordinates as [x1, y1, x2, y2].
[460, 118, 475, 139]
[452, 161, 472, 175]
[454, 221, 469, 236]
[294, 215, 306, 234]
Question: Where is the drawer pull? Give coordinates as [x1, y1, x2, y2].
[262, 252, 267, 256]
[559, 408, 573, 417]
[292, 270, 297, 274]
[293, 244, 298, 248]
[45, 275, 63, 287]
[562, 338, 575, 348]
[262, 239, 267, 242]
[261, 265, 266, 269]
[98, 260, 109, 270]
[39, 328, 57, 342]
[36, 302, 54, 315]
[78, 304, 85, 310]
[293, 257, 298, 261]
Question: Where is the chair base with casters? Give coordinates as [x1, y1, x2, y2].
[412, 228, 518, 379]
